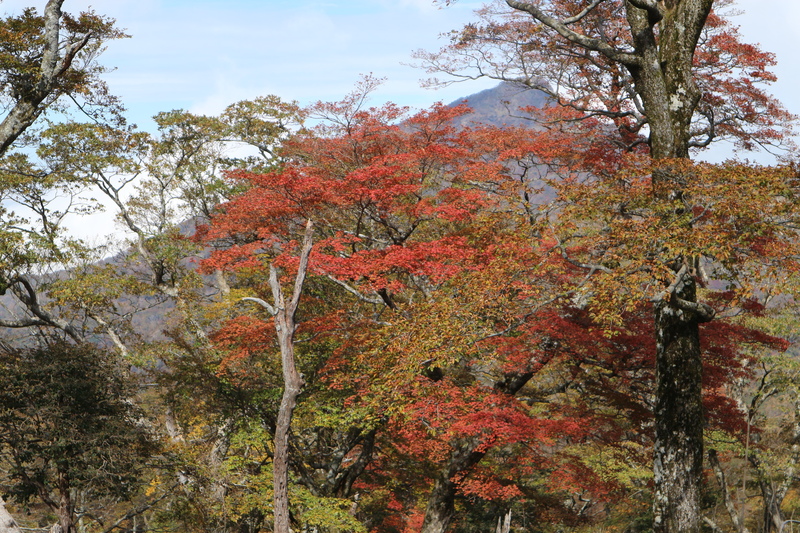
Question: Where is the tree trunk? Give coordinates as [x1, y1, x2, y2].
[0, 496, 21, 533]
[272, 320, 304, 533]
[420, 437, 485, 533]
[0, 0, 98, 158]
[53, 476, 75, 533]
[420, 368, 539, 533]
[495, 510, 511, 533]
[708, 448, 751, 533]
[652, 270, 707, 533]
[450, 1, 718, 530]
[749, 389, 800, 533]
[245, 220, 314, 533]
[624, 0, 712, 160]
[626, 4, 713, 530]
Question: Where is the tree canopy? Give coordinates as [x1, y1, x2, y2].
[0, 2, 798, 533]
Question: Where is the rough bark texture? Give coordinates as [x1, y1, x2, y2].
[0, 0, 95, 158]
[421, 438, 485, 533]
[272, 317, 304, 533]
[623, 0, 712, 159]
[501, 2, 715, 531]
[626, 3, 713, 531]
[53, 472, 75, 533]
[653, 270, 706, 533]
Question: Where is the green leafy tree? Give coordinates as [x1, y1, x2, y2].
[0, 0, 125, 343]
[0, 340, 158, 533]
[0, 0, 126, 155]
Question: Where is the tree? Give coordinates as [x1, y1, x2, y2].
[196, 84, 700, 532]
[419, 1, 791, 156]
[0, 340, 158, 533]
[418, 2, 796, 531]
[0, 5, 127, 523]
[199, 83, 562, 530]
[697, 309, 800, 533]
[24, 97, 306, 532]
[30, 96, 303, 344]
[0, 0, 125, 344]
[0, 0, 126, 156]
[242, 220, 314, 533]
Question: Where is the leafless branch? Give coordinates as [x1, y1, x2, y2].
[505, 0, 641, 68]
[325, 275, 385, 306]
[241, 297, 277, 316]
[563, 0, 604, 24]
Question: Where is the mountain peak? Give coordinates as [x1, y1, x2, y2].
[446, 81, 550, 128]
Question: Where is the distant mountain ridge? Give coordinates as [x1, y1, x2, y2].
[447, 81, 549, 128]
[0, 83, 552, 345]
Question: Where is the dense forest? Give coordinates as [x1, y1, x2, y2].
[0, 1, 799, 532]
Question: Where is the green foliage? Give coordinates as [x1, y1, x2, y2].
[292, 486, 367, 533]
[0, 340, 158, 509]
[0, 5, 127, 124]
[0, 3, 797, 531]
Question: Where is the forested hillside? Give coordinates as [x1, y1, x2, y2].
[0, 2, 799, 533]
[0, 82, 551, 348]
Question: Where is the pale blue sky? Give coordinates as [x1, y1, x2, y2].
[2, 0, 798, 242]
[1, 1, 796, 148]
[13, 0, 498, 129]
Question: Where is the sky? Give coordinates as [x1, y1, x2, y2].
[2, 0, 792, 137]
[2, 0, 798, 241]
[4, 0, 501, 129]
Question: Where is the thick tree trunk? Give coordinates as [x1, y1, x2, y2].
[53, 475, 75, 533]
[652, 270, 707, 533]
[624, 0, 712, 160]
[761, 495, 784, 533]
[464, 2, 717, 531]
[421, 437, 485, 533]
[626, 4, 713, 530]
[210, 418, 234, 501]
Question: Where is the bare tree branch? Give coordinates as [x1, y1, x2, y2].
[563, 0, 605, 24]
[325, 275, 385, 306]
[505, 0, 641, 68]
[9, 275, 81, 340]
[241, 297, 277, 316]
[289, 219, 314, 317]
[626, 0, 662, 21]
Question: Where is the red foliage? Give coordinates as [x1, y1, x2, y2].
[196, 78, 794, 530]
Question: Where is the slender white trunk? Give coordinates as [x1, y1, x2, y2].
[0, 496, 21, 533]
[244, 220, 314, 533]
